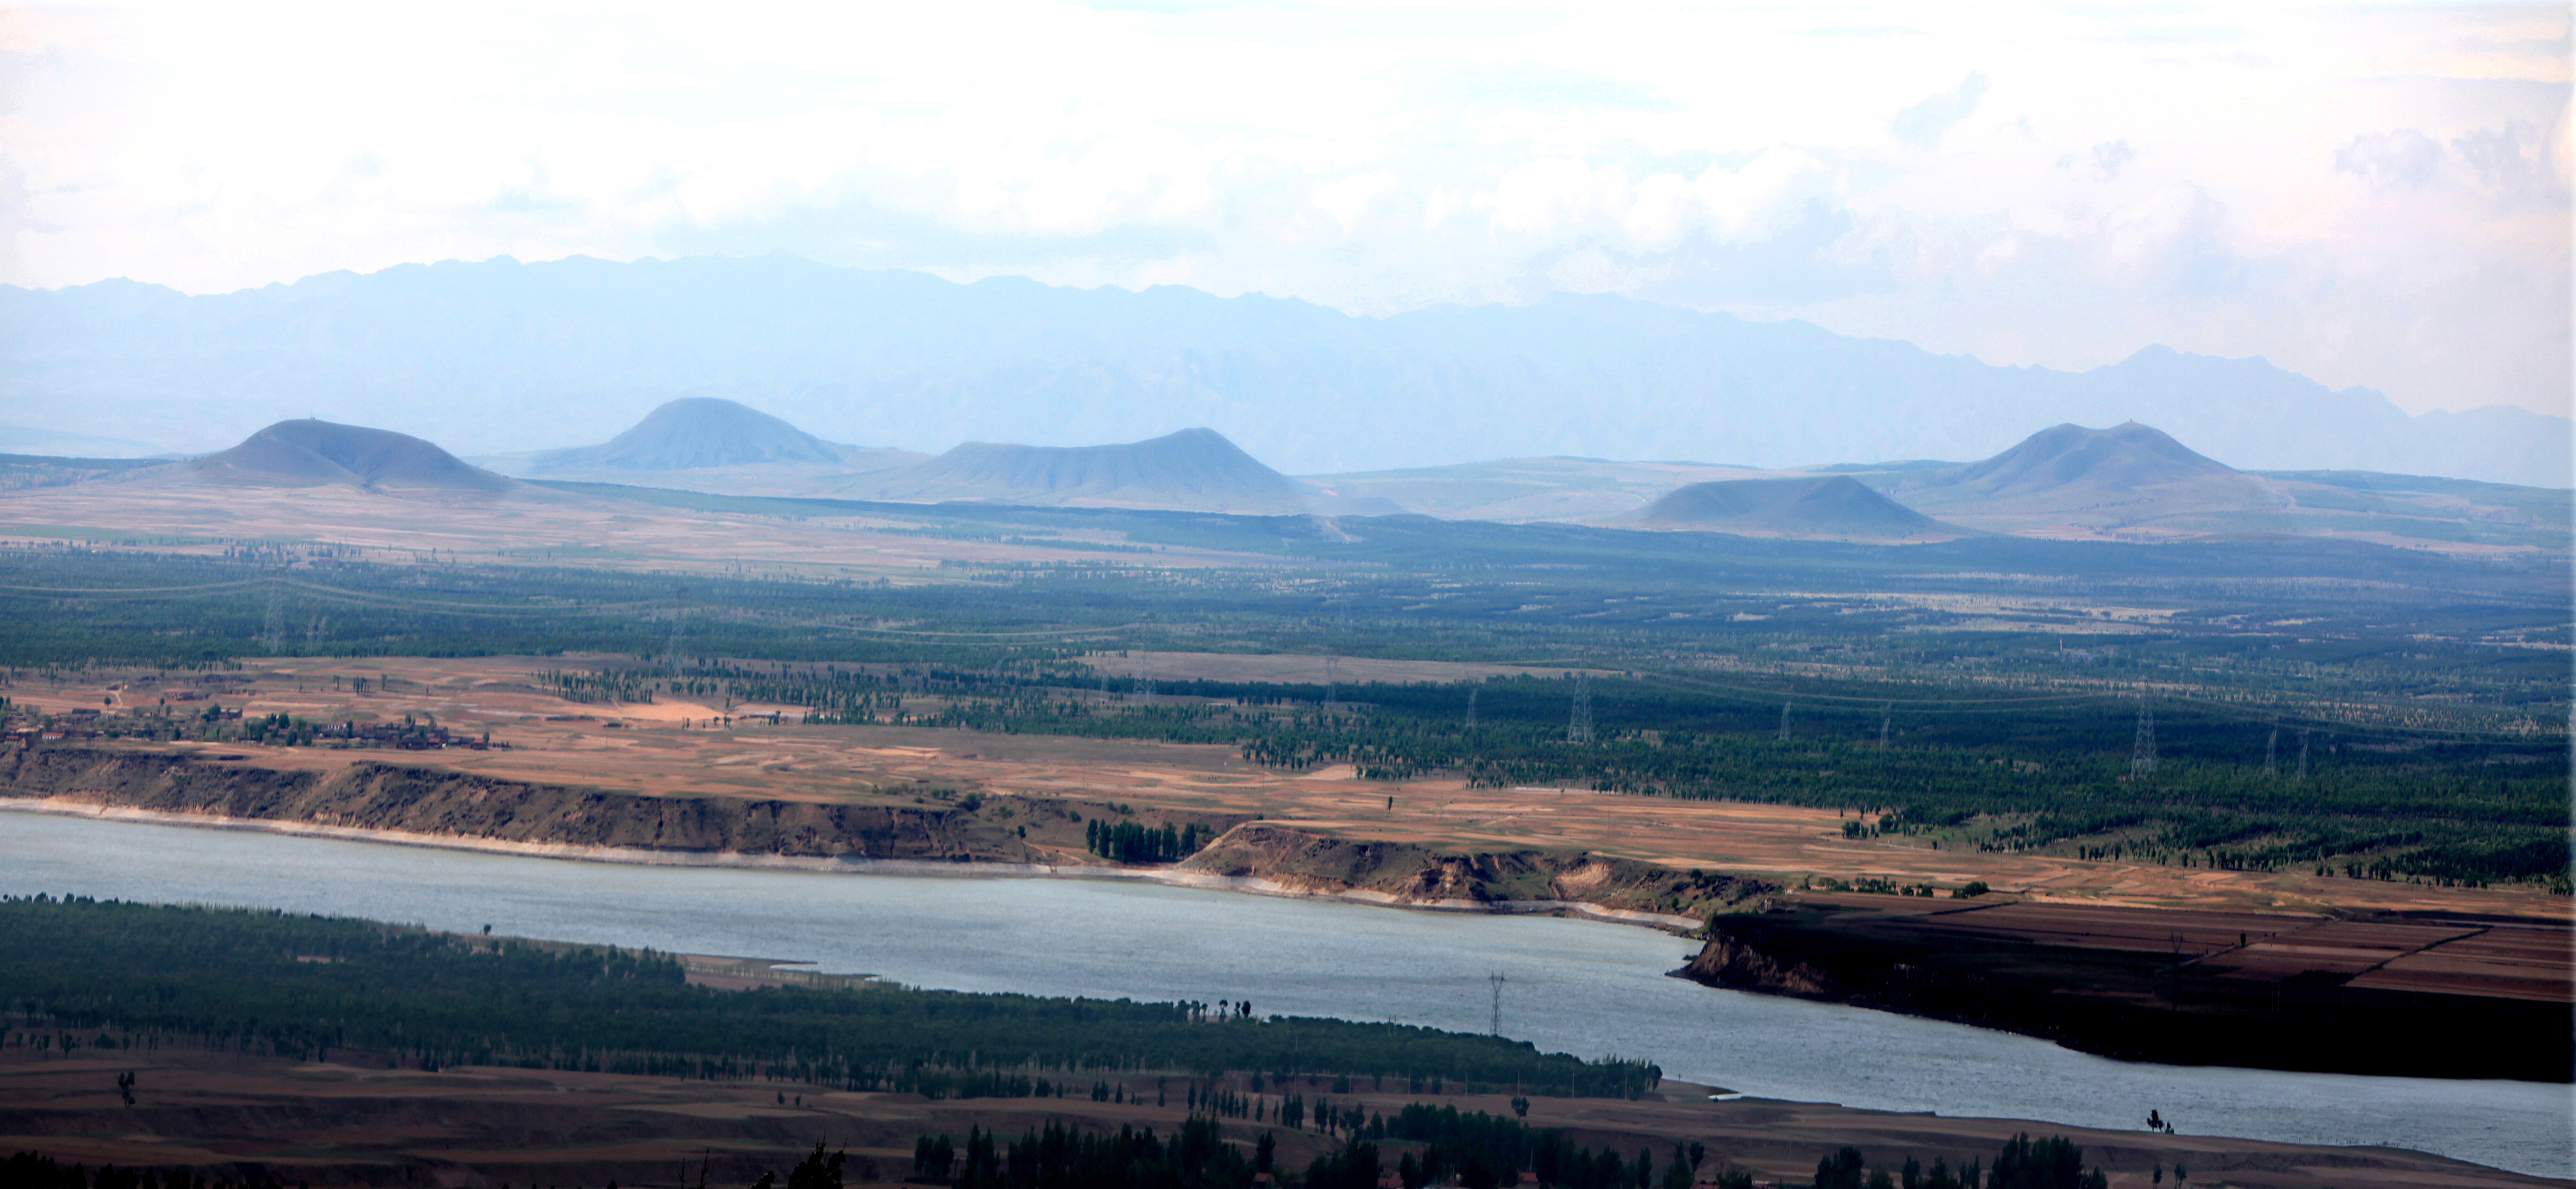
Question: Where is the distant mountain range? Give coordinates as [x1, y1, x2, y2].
[9, 410, 2563, 553]
[3, 252, 2564, 487]
[1311, 421, 2569, 550]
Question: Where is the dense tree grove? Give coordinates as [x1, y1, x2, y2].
[918, 1118, 1262, 1189]
[896, 1114, 2118, 1189]
[0, 898, 1658, 1098]
[0, 1153, 289, 1189]
[1088, 819, 1207, 864]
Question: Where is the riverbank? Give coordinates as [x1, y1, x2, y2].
[0, 795, 1709, 930]
[0, 742, 1735, 928]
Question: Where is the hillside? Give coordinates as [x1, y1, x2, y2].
[186, 419, 516, 493]
[1867, 423, 2285, 542]
[1945, 421, 2236, 495]
[1629, 476, 1966, 541]
[841, 427, 1312, 513]
[534, 396, 845, 470]
[478, 396, 924, 497]
[3, 255, 2564, 486]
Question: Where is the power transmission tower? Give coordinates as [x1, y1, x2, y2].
[2264, 727, 2278, 777]
[1777, 701, 1793, 742]
[2130, 693, 2157, 779]
[261, 579, 285, 653]
[2296, 730, 2310, 780]
[1566, 674, 1592, 744]
[1323, 657, 1337, 715]
[1466, 686, 1478, 730]
[1878, 703, 1892, 749]
[1488, 973, 1506, 1036]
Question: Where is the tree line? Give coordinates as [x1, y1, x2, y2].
[897, 1108, 2121, 1189]
[0, 897, 1659, 1100]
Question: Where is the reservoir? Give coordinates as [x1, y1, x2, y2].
[2, 811, 2567, 1179]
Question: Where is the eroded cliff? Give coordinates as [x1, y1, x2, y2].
[0, 744, 1015, 861]
[1176, 820, 1773, 919]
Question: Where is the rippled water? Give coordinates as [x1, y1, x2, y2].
[2, 811, 2567, 1178]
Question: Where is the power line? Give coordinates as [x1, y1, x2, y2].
[2130, 692, 2157, 779]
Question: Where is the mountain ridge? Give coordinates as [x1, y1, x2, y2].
[2, 253, 2563, 486]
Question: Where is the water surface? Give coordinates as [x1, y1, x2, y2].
[2, 812, 2565, 1178]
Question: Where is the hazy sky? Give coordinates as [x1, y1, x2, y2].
[3, 3, 2568, 418]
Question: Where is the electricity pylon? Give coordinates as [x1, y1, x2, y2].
[2130, 693, 2157, 779]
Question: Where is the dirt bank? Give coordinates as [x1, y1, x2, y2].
[1176, 820, 1773, 926]
[0, 742, 1032, 862]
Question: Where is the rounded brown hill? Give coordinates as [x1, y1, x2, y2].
[846, 427, 1308, 513]
[1954, 420, 2235, 496]
[1632, 476, 1962, 540]
[191, 419, 515, 492]
[534, 396, 845, 472]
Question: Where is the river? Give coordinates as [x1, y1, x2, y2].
[1, 811, 2566, 1179]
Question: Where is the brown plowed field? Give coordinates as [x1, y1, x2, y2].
[0, 1049, 2559, 1189]
[1758, 895, 2571, 1005]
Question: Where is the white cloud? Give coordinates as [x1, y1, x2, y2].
[1891, 72, 1990, 148]
[0, 1, 2566, 419]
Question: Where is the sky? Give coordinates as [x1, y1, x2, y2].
[1, 2, 2569, 419]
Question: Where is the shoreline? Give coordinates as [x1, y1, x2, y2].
[0, 797, 1704, 931]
